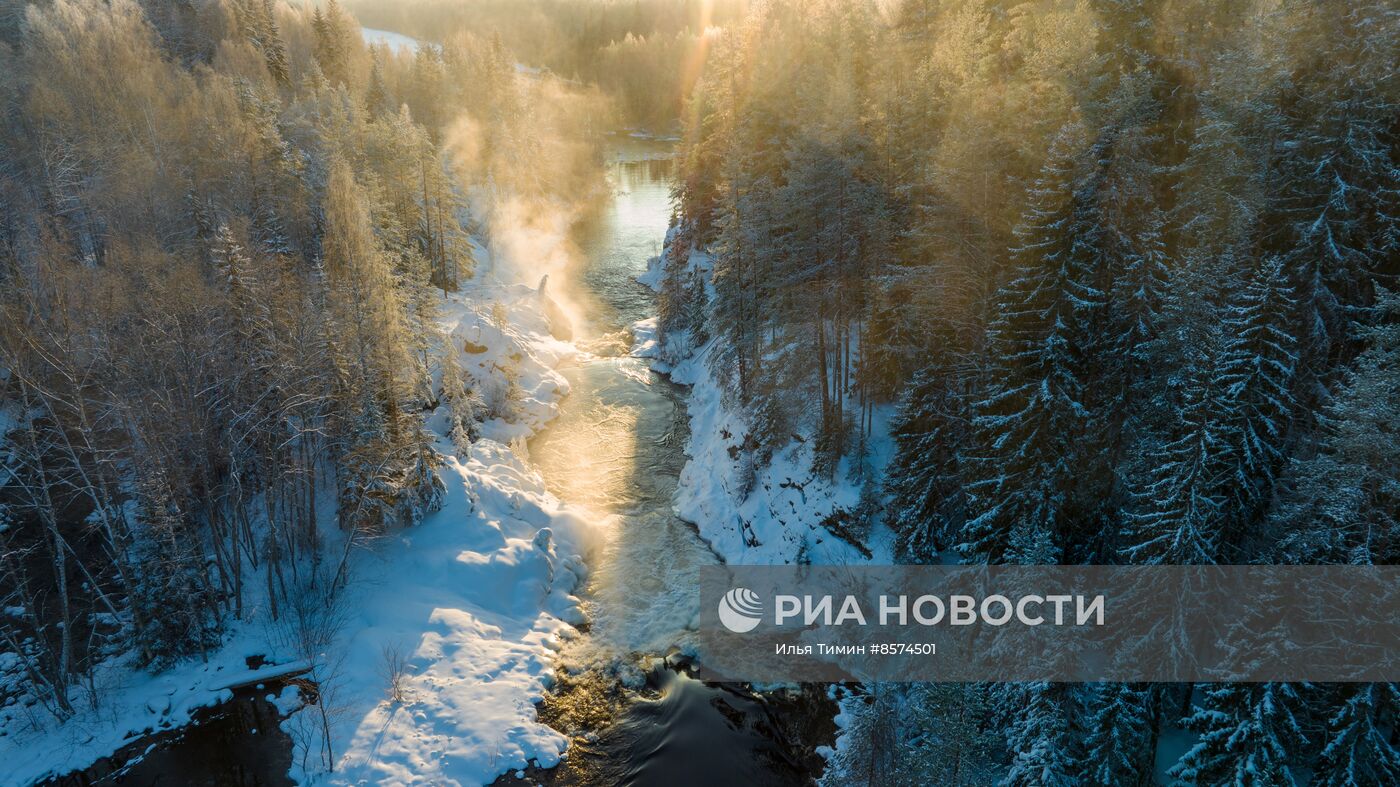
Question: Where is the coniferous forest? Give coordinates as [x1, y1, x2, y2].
[660, 1, 1398, 783]
[1, 0, 1398, 785]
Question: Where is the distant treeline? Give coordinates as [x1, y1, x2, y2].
[346, 0, 751, 129]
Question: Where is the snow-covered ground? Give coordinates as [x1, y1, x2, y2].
[634, 248, 896, 567]
[1, 625, 304, 784]
[361, 28, 421, 53]
[312, 281, 598, 784]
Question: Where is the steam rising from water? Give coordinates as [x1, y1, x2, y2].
[529, 360, 715, 666]
[443, 61, 707, 663]
[506, 143, 716, 670]
[442, 75, 615, 346]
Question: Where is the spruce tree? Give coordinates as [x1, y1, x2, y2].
[1000, 682, 1083, 787]
[1216, 257, 1299, 532]
[1275, 1, 1400, 376]
[1083, 683, 1157, 787]
[1313, 683, 1400, 787]
[1269, 288, 1400, 564]
[888, 367, 967, 561]
[1171, 682, 1306, 786]
[260, 0, 289, 86]
[962, 119, 1104, 563]
[1119, 259, 1231, 566]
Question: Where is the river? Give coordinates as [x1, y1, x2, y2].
[512, 138, 832, 787]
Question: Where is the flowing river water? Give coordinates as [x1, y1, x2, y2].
[510, 139, 833, 786]
[530, 143, 714, 659]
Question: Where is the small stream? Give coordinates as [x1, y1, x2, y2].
[511, 138, 833, 786]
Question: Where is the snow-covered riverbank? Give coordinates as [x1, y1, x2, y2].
[312, 280, 598, 784]
[635, 249, 897, 568]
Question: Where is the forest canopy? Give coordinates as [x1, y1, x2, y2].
[0, 0, 599, 729]
[346, 0, 750, 129]
[656, 1, 1399, 781]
